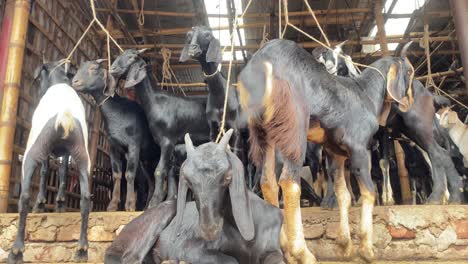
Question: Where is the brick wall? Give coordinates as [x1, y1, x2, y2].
[0, 206, 467, 262]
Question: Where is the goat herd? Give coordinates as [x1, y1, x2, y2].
[6, 26, 467, 264]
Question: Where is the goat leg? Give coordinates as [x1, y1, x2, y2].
[125, 147, 139, 211]
[278, 160, 316, 264]
[56, 155, 69, 212]
[350, 148, 375, 263]
[330, 154, 353, 259]
[149, 141, 174, 208]
[8, 154, 38, 264]
[33, 159, 49, 213]
[73, 148, 91, 262]
[108, 146, 123, 211]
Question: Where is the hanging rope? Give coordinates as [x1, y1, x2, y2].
[260, 24, 270, 48]
[138, 0, 145, 26]
[52, 0, 123, 75]
[160, 47, 186, 96]
[215, 0, 253, 143]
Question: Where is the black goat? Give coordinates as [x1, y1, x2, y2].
[105, 130, 284, 264]
[110, 49, 210, 208]
[72, 59, 159, 211]
[314, 45, 463, 204]
[8, 61, 90, 263]
[180, 26, 241, 143]
[238, 39, 415, 262]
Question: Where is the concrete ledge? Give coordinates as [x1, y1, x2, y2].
[0, 206, 467, 262]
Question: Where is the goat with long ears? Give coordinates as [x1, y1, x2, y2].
[238, 39, 416, 263]
[105, 130, 284, 264]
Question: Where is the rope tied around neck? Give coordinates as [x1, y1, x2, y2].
[203, 64, 222, 78]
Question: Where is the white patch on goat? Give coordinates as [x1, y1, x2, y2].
[343, 54, 359, 78]
[263, 61, 273, 99]
[23, 83, 90, 178]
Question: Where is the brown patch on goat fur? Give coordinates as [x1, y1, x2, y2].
[249, 78, 302, 167]
[307, 120, 326, 144]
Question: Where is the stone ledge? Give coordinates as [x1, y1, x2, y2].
[0, 206, 466, 262]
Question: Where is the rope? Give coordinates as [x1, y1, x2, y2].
[160, 47, 185, 96]
[138, 0, 145, 26]
[215, 0, 253, 143]
[260, 24, 269, 48]
[303, 0, 330, 46]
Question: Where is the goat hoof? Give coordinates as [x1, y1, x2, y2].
[55, 201, 66, 213]
[74, 248, 88, 263]
[32, 203, 46, 213]
[336, 235, 354, 259]
[7, 250, 23, 264]
[358, 246, 375, 263]
[107, 201, 119, 211]
[320, 194, 337, 210]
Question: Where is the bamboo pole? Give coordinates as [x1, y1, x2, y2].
[416, 67, 463, 81]
[0, 0, 16, 110]
[394, 141, 412, 204]
[0, 0, 31, 213]
[374, 0, 389, 56]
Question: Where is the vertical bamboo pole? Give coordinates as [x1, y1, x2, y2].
[449, 0, 468, 93]
[374, 0, 389, 56]
[0, 0, 16, 106]
[0, 0, 31, 212]
[394, 141, 412, 204]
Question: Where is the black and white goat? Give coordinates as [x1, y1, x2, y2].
[312, 41, 359, 78]
[105, 130, 284, 264]
[72, 59, 159, 211]
[8, 61, 91, 263]
[110, 49, 210, 208]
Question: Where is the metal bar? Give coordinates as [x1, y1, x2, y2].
[0, 0, 31, 213]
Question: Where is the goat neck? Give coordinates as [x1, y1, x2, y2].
[200, 60, 226, 95]
[352, 59, 391, 116]
[133, 72, 157, 113]
[48, 70, 71, 87]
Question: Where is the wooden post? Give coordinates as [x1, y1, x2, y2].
[0, 0, 16, 106]
[374, 0, 389, 56]
[0, 0, 31, 212]
[449, 0, 468, 93]
[393, 141, 412, 204]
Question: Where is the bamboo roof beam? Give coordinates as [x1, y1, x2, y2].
[94, 7, 371, 18]
[122, 35, 456, 50]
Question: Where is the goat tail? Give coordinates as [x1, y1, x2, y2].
[55, 110, 75, 139]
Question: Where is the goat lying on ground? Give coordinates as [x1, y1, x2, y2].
[8, 61, 91, 263]
[238, 39, 416, 263]
[180, 26, 241, 143]
[72, 59, 159, 211]
[110, 49, 210, 208]
[105, 130, 284, 264]
[439, 108, 468, 167]
[314, 44, 463, 204]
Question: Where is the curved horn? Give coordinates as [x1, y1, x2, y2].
[335, 40, 348, 49]
[184, 133, 195, 157]
[42, 51, 48, 64]
[400, 41, 413, 58]
[218, 129, 234, 150]
[95, 59, 108, 64]
[137, 48, 150, 54]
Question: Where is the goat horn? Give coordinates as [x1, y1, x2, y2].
[400, 41, 413, 58]
[184, 133, 195, 156]
[96, 59, 108, 64]
[335, 40, 348, 49]
[137, 48, 150, 54]
[42, 51, 48, 64]
[218, 129, 234, 150]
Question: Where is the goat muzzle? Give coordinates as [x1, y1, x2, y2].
[200, 220, 223, 241]
[188, 44, 202, 57]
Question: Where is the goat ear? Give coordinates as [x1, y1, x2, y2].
[103, 70, 116, 97]
[386, 62, 412, 112]
[173, 162, 189, 237]
[207, 38, 222, 64]
[179, 44, 190, 62]
[124, 62, 147, 88]
[227, 151, 254, 241]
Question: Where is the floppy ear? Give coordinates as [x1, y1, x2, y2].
[172, 162, 189, 237]
[124, 62, 147, 88]
[179, 44, 190, 62]
[103, 70, 116, 97]
[386, 62, 412, 112]
[227, 150, 254, 241]
[206, 38, 222, 64]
